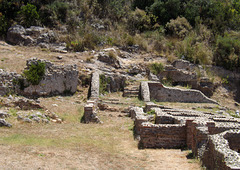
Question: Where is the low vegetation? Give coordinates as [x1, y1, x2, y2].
[23, 61, 46, 85]
[0, 0, 239, 72]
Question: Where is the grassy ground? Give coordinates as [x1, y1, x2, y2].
[0, 91, 202, 169]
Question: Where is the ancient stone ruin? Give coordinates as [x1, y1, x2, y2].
[140, 81, 218, 104]
[129, 102, 240, 169]
[0, 58, 78, 97]
[83, 72, 102, 123]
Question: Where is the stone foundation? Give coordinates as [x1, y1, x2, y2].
[140, 81, 217, 104]
[83, 72, 102, 123]
[131, 102, 240, 169]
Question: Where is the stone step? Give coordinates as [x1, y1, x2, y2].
[123, 91, 139, 94]
[101, 98, 120, 102]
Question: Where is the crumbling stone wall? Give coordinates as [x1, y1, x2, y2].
[21, 58, 78, 97]
[139, 122, 187, 149]
[140, 81, 218, 104]
[83, 100, 101, 123]
[0, 58, 78, 97]
[0, 69, 21, 96]
[131, 102, 240, 169]
[84, 72, 102, 123]
[202, 130, 240, 170]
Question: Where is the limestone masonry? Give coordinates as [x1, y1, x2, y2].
[0, 58, 78, 97]
[140, 81, 218, 104]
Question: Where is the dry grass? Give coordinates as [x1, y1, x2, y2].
[0, 92, 202, 169]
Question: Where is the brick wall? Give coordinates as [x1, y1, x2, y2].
[139, 123, 187, 149]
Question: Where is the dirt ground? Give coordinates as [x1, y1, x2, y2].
[0, 93, 202, 170]
[0, 110, 201, 170]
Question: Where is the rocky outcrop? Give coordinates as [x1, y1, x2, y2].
[7, 25, 33, 45]
[172, 59, 196, 72]
[97, 51, 122, 68]
[7, 25, 66, 52]
[158, 59, 217, 97]
[21, 58, 78, 97]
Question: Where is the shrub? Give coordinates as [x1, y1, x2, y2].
[0, 14, 8, 37]
[69, 40, 85, 52]
[166, 17, 192, 39]
[47, 1, 69, 23]
[68, 33, 101, 52]
[150, 62, 164, 75]
[39, 6, 57, 27]
[176, 31, 213, 65]
[17, 3, 40, 27]
[127, 8, 151, 33]
[214, 35, 240, 71]
[149, 0, 182, 25]
[133, 0, 154, 10]
[125, 34, 135, 46]
[23, 61, 46, 85]
[99, 74, 111, 94]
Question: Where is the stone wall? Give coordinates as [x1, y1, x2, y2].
[84, 72, 102, 123]
[21, 58, 78, 97]
[0, 69, 21, 96]
[139, 122, 187, 149]
[130, 103, 240, 169]
[140, 81, 218, 104]
[0, 58, 78, 97]
[202, 130, 240, 170]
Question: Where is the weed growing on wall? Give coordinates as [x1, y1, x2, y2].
[99, 74, 111, 95]
[23, 61, 46, 85]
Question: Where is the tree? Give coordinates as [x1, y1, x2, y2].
[17, 3, 39, 27]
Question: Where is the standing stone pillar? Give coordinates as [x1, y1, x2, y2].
[90, 72, 99, 99]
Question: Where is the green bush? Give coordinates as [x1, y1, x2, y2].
[166, 17, 192, 39]
[176, 30, 213, 65]
[127, 8, 151, 33]
[150, 62, 164, 75]
[50, 1, 69, 23]
[23, 61, 46, 85]
[125, 34, 135, 46]
[149, 0, 182, 25]
[17, 3, 40, 27]
[0, 14, 8, 37]
[39, 5, 57, 27]
[133, 0, 154, 10]
[99, 74, 111, 94]
[68, 33, 101, 52]
[214, 35, 240, 71]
